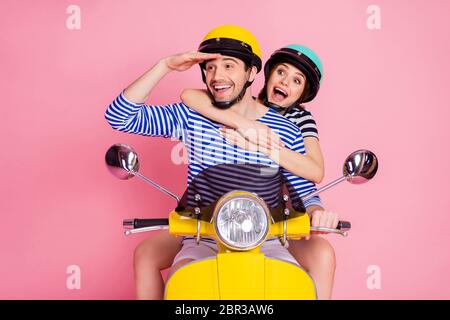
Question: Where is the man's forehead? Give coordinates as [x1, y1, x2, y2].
[205, 55, 243, 65]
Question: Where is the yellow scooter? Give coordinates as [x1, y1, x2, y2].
[105, 145, 378, 300]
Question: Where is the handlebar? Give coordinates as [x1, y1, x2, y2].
[123, 219, 169, 236]
[337, 220, 351, 231]
[123, 218, 169, 229]
[310, 220, 351, 237]
[122, 218, 351, 237]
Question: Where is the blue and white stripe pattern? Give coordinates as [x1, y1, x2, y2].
[105, 91, 322, 208]
[284, 107, 319, 139]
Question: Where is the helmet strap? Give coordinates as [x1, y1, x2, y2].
[263, 99, 284, 113]
[201, 67, 254, 110]
[211, 80, 252, 109]
[263, 97, 304, 115]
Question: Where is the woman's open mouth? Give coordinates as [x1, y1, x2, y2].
[271, 86, 288, 103]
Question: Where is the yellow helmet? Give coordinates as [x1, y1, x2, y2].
[198, 25, 262, 72]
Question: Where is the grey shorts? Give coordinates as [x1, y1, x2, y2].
[172, 237, 299, 266]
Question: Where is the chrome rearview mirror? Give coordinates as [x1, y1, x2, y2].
[343, 150, 378, 184]
[302, 149, 378, 202]
[105, 143, 140, 180]
[105, 143, 180, 202]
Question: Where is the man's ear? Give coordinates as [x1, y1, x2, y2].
[248, 66, 258, 82]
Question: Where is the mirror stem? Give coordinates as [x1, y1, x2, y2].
[133, 171, 180, 202]
[302, 176, 348, 202]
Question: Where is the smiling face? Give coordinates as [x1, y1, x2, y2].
[204, 55, 255, 103]
[266, 62, 307, 108]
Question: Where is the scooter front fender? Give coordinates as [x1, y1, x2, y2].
[165, 252, 316, 300]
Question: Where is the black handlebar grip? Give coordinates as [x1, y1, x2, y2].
[129, 219, 169, 229]
[337, 221, 351, 231]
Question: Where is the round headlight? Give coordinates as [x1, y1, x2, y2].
[213, 191, 270, 251]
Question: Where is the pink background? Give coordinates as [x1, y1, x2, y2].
[1, 0, 449, 299]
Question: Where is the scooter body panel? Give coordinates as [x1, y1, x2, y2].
[165, 257, 220, 300]
[165, 252, 316, 300]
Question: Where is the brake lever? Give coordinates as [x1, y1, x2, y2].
[310, 226, 348, 237]
[124, 225, 169, 236]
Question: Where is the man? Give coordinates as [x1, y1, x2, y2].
[105, 25, 336, 299]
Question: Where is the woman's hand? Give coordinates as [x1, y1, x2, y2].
[164, 51, 221, 72]
[220, 127, 284, 163]
[220, 127, 261, 152]
[304, 210, 340, 240]
[225, 118, 284, 151]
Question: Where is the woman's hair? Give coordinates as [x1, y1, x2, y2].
[258, 66, 311, 107]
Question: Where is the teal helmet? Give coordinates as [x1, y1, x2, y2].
[264, 44, 323, 104]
